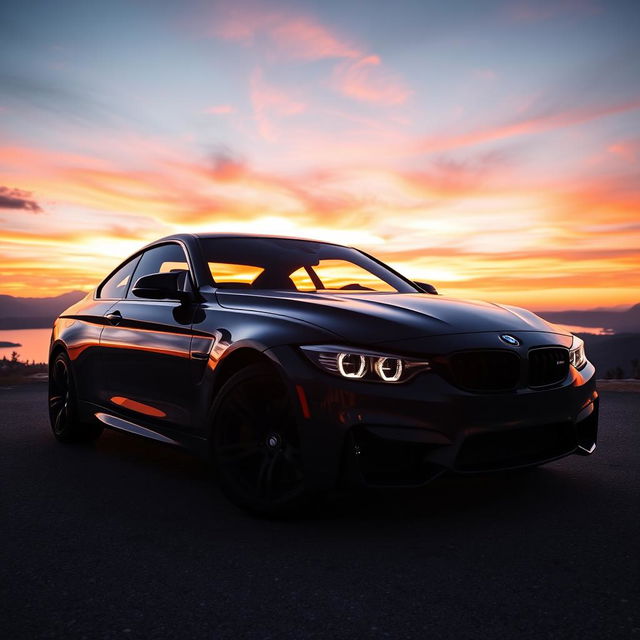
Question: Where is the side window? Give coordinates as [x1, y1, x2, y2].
[98, 256, 140, 299]
[127, 243, 191, 300]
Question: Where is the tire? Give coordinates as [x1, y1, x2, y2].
[211, 363, 308, 516]
[48, 351, 103, 443]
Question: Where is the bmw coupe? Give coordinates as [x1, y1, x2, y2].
[49, 234, 598, 514]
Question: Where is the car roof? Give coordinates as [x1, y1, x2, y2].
[150, 232, 349, 248]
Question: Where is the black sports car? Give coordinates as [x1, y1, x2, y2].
[49, 234, 598, 514]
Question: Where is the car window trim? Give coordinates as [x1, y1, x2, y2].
[356, 248, 423, 293]
[95, 253, 143, 301]
[126, 240, 197, 301]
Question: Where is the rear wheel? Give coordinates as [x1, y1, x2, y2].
[48, 351, 103, 443]
[211, 364, 307, 515]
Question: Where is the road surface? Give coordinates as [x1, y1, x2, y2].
[1, 384, 638, 639]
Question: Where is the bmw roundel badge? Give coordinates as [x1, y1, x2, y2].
[500, 334, 521, 346]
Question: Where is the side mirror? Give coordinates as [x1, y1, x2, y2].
[131, 271, 190, 302]
[414, 281, 438, 295]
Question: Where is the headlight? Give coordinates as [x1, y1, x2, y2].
[569, 336, 587, 370]
[300, 345, 430, 383]
[337, 353, 367, 378]
[374, 356, 404, 382]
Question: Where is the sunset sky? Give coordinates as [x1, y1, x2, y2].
[1, 0, 639, 309]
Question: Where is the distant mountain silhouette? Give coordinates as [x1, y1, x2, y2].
[0, 291, 86, 329]
[579, 333, 640, 379]
[536, 304, 640, 334]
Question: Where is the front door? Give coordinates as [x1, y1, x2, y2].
[100, 243, 198, 433]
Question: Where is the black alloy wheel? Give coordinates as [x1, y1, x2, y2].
[48, 351, 102, 443]
[212, 364, 307, 515]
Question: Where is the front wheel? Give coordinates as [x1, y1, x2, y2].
[211, 364, 308, 515]
[48, 351, 103, 443]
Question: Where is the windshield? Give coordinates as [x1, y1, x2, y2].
[198, 237, 418, 294]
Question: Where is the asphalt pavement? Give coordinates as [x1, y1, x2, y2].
[1, 384, 639, 639]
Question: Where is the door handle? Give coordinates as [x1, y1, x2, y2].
[105, 310, 123, 325]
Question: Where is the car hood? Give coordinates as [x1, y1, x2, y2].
[215, 290, 567, 344]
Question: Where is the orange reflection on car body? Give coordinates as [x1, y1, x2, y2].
[100, 326, 191, 359]
[295, 384, 311, 419]
[111, 396, 167, 418]
[66, 339, 100, 361]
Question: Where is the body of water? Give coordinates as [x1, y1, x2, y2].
[0, 328, 52, 364]
[553, 324, 612, 336]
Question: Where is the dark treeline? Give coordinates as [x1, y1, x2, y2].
[0, 352, 47, 382]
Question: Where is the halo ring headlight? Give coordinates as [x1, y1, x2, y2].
[374, 357, 403, 382]
[337, 353, 367, 378]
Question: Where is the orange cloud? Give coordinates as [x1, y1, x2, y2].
[1, 135, 638, 308]
[0, 145, 109, 172]
[607, 139, 640, 163]
[333, 56, 413, 105]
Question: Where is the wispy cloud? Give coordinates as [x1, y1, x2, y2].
[213, 5, 360, 60]
[607, 139, 640, 163]
[417, 98, 640, 153]
[333, 56, 412, 105]
[249, 68, 306, 141]
[1, 134, 638, 305]
[211, 3, 411, 107]
[268, 17, 360, 60]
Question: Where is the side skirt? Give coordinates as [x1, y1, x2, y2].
[96, 412, 180, 445]
[84, 402, 209, 457]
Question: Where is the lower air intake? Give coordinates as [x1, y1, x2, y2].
[456, 422, 577, 471]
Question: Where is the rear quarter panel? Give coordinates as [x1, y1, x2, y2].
[50, 293, 117, 401]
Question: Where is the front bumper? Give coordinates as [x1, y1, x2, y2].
[266, 340, 598, 491]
